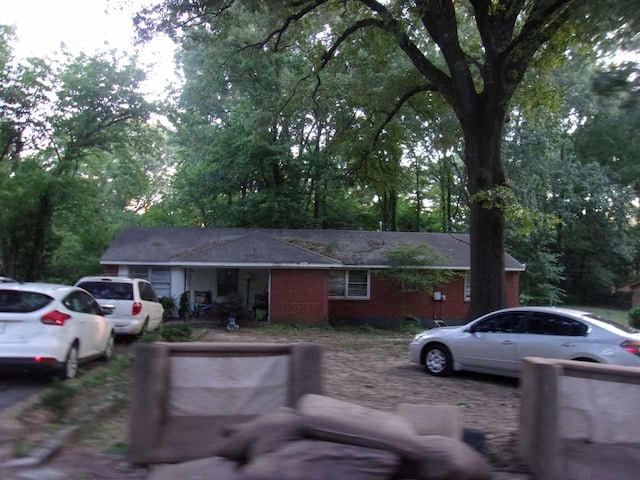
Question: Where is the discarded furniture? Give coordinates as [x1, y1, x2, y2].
[519, 356, 640, 480]
[127, 342, 322, 465]
[146, 394, 489, 480]
[129, 341, 489, 479]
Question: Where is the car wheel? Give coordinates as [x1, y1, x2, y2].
[102, 334, 115, 362]
[60, 344, 79, 380]
[424, 344, 453, 377]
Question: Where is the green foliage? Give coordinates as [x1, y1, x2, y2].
[212, 293, 246, 317]
[178, 292, 190, 319]
[518, 248, 566, 306]
[377, 245, 459, 294]
[105, 442, 128, 455]
[400, 317, 424, 334]
[629, 307, 640, 329]
[504, 54, 638, 306]
[141, 323, 194, 343]
[575, 63, 640, 198]
[159, 296, 177, 318]
[0, 40, 166, 282]
[13, 441, 35, 458]
[160, 323, 193, 342]
[472, 186, 559, 237]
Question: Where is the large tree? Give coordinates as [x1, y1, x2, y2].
[137, 0, 637, 317]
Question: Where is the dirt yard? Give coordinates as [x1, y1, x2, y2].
[1, 325, 528, 478]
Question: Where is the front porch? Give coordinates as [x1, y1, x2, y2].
[181, 267, 330, 325]
[185, 267, 270, 321]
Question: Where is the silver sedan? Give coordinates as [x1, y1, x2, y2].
[409, 307, 640, 377]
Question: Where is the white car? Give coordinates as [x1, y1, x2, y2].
[75, 276, 164, 336]
[0, 283, 115, 379]
[409, 307, 640, 377]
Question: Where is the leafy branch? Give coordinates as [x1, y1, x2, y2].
[377, 244, 459, 294]
[472, 186, 560, 235]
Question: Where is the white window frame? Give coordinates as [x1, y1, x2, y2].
[129, 266, 171, 299]
[464, 272, 471, 302]
[329, 270, 370, 300]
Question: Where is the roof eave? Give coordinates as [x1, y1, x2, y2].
[101, 260, 525, 271]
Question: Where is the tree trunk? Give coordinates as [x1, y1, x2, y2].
[463, 107, 508, 320]
[381, 190, 398, 232]
[1, 240, 17, 278]
[25, 194, 55, 281]
[414, 159, 421, 232]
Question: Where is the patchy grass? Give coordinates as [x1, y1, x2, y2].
[13, 440, 35, 458]
[254, 320, 423, 338]
[39, 381, 79, 419]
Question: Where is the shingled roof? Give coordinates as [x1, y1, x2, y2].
[101, 226, 525, 271]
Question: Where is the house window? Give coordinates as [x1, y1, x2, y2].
[217, 268, 239, 296]
[464, 272, 471, 302]
[129, 266, 171, 299]
[329, 270, 370, 299]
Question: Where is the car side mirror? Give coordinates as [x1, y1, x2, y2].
[101, 304, 115, 316]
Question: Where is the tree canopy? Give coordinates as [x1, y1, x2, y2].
[136, 0, 639, 316]
[0, 30, 170, 281]
[1, 1, 638, 312]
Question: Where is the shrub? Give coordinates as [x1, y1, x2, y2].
[400, 316, 423, 334]
[629, 307, 640, 329]
[141, 323, 193, 343]
[159, 296, 177, 319]
[178, 292, 189, 319]
[213, 293, 246, 318]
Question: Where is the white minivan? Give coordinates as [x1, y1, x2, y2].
[75, 276, 164, 336]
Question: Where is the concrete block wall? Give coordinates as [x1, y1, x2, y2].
[519, 357, 640, 480]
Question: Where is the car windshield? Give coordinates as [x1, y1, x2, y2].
[584, 314, 639, 334]
[78, 282, 133, 301]
[0, 290, 53, 312]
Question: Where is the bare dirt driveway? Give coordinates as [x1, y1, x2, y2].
[0, 325, 527, 478]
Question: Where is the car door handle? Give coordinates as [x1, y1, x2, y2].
[562, 342, 577, 347]
[501, 340, 514, 345]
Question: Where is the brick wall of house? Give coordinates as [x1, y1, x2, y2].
[269, 269, 329, 324]
[329, 270, 521, 322]
[506, 271, 520, 307]
[328, 274, 468, 321]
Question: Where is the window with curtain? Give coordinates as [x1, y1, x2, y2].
[329, 270, 370, 299]
[129, 266, 171, 298]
